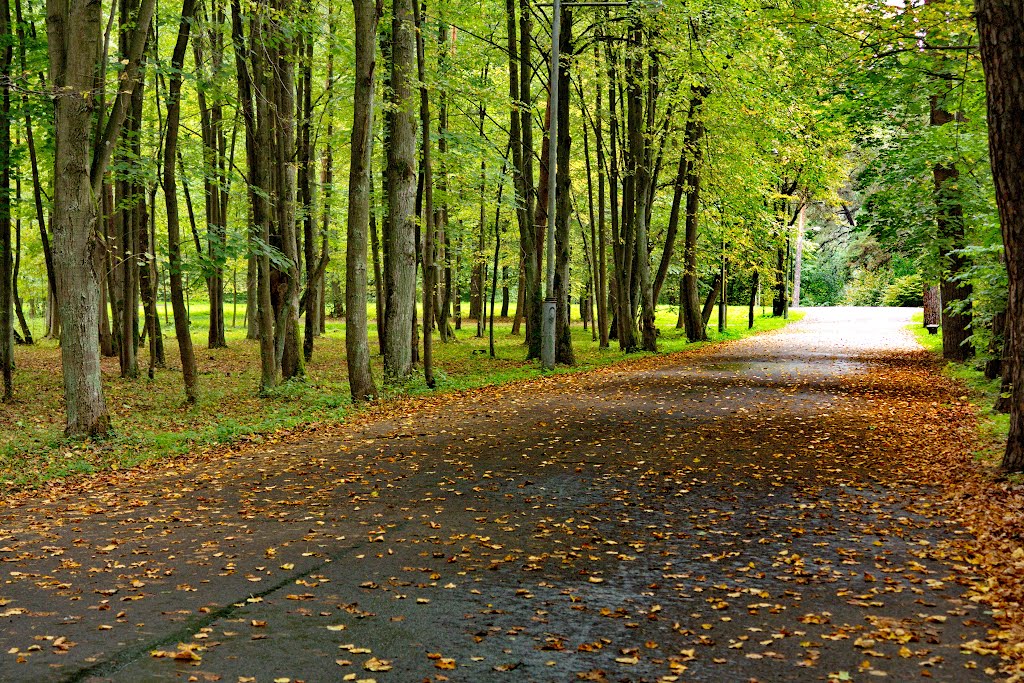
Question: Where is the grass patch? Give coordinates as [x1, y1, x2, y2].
[907, 312, 1010, 465]
[1, 302, 801, 489]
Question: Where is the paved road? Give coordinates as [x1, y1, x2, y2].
[0, 308, 999, 682]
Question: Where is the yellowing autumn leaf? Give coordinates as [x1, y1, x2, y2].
[364, 657, 392, 672]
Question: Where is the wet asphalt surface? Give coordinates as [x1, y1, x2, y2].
[0, 307, 1001, 682]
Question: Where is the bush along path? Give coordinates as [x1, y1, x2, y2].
[0, 306, 1018, 682]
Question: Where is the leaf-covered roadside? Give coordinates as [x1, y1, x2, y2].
[900, 357, 1024, 681]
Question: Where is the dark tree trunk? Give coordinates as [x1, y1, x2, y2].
[681, 89, 708, 343]
[773, 241, 787, 317]
[346, 0, 380, 400]
[718, 253, 727, 334]
[193, 4, 228, 350]
[102, 185, 122, 362]
[114, 39, 144, 379]
[701, 273, 721, 329]
[140, 190, 163, 370]
[382, 0, 417, 384]
[501, 266, 510, 317]
[299, 24, 314, 361]
[16, 0, 56, 335]
[0, 0, 12, 399]
[511, 260, 524, 334]
[414, 0, 435, 387]
[632, 23, 656, 353]
[370, 170, 385, 354]
[553, 7, 575, 365]
[12, 178, 32, 345]
[433, 25, 452, 343]
[976, 0, 1024, 470]
[245, 255, 259, 339]
[164, 0, 199, 403]
[98, 201, 116, 358]
[472, 87, 485, 329]
[930, 93, 973, 360]
[504, 0, 537, 353]
[232, 0, 274, 386]
[488, 170, 507, 358]
[922, 284, 940, 327]
[474, 98, 486, 337]
[748, 270, 759, 330]
[676, 277, 685, 329]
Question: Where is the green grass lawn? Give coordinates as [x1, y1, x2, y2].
[0, 301, 801, 488]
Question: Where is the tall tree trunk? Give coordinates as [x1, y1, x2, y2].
[501, 266, 509, 317]
[382, 0, 417, 384]
[47, 0, 157, 434]
[435, 22, 452, 342]
[115, 43, 144, 379]
[773, 239, 788, 317]
[553, 6, 574, 365]
[0, 0, 12, 399]
[488, 169, 507, 358]
[506, 0, 539, 357]
[370, 169, 385, 354]
[929, 78, 973, 359]
[748, 270, 759, 329]
[271, 2, 302, 381]
[511, 260, 524, 334]
[791, 205, 804, 307]
[193, 3, 228, 349]
[12, 176, 32, 345]
[415, 0, 435, 386]
[246, 255, 259, 338]
[520, 0, 540, 357]
[701, 273, 721, 328]
[594, 46, 608, 348]
[16, 0, 57, 334]
[475, 99, 486, 337]
[676, 277, 685, 329]
[606, 40, 635, 351]
[976, 0, 1024, 470]
[102, 185, 121, 359]
[631, 23, 656, 353]
[163, 0, 199, 403]
[680, 91, 708, 342]
[718, 250, 727, 334]
[346, 0, 379, 401]
[232, 0, 267, 374]
[299, 16, 317, 362]
[140, 188, 162, 372]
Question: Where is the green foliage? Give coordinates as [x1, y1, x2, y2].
[843, 268, 890, 306]
[880, 274, 923, 307]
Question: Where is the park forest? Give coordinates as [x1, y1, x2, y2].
[2, 0, 1024, 474]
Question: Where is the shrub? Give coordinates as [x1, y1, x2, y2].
[881, 274, 924, 307]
